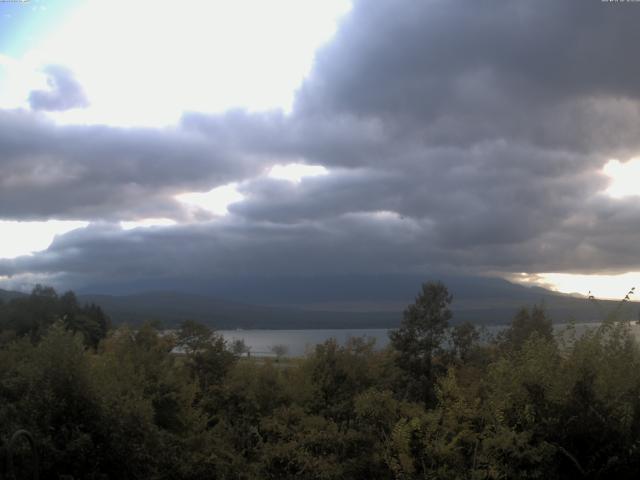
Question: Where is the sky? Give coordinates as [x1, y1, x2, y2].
[0, 0, 640, 300]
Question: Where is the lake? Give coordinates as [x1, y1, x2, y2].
[218, 322, 640, 357]
[218, 328, 391, 357]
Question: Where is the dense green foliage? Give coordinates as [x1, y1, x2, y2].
[1, 283, 640, 479]
[0, 285, 110, 347]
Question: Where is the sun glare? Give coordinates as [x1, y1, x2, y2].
[9, 0, 352, 126]
[268, 163, 328, 183]
[176, 183, 245, 216]
[0, 53, 48, 109]
[603, 158, 640, 198]
[0, 220, 88, 259]
[516, 271, 640, 300]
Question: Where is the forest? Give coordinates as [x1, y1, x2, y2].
[1, 282, 640, 479]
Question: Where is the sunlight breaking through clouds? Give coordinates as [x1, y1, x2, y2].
[176, 183, 245, 216]
[514, 271, 640, 301]
[0, 53, 48, 109]
[3, 0, 640, 301]
[0, 220, 88, 259]
[120, 218, 177, 230]
[11, 0, 352, 126]
[267, 163, 329, 183]
[603, 158, 640, 198]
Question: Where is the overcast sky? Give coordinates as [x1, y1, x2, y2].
[1, 0, 640, 299]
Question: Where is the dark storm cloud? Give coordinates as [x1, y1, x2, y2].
[295, 0, 640, 156]
[28, 65, 89, 111]
[181, 109, 397, 168]
[1, 195, 637, 286]
[300, 1, 640, 116]
[230, 143, 605, 241]
[2, 0, 640, 287]
[0, 109, 259, 221]
[229, 169, 404, 223]
[0, 217, 438, 283]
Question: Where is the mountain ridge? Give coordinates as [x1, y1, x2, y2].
[4, 276, 638, 329]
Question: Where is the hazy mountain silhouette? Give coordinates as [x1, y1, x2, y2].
[72, 275, 638, 328]
[4, 276, 637, 328]
[0, 288, 27, 302]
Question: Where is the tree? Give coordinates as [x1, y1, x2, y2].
[270, 344, 288, 362]
[304, 337, 379, 424]
[231, 338, 251, 357]
[176, 320, 237, 392]
[499, 305, 553, 352]
[389, 281, 452, 405]
[176, 319, 214, 355]
[450, 321, 480, 363]
[0, 286, 110, 348]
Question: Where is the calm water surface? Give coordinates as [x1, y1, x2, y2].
[218, 322, 640, 357]
[218, 329, 390, 357]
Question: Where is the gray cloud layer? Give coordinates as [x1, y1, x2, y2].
[28, 65, 89, 112]
[0, 109, 260, 221]
[2, 0, 640, 287]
